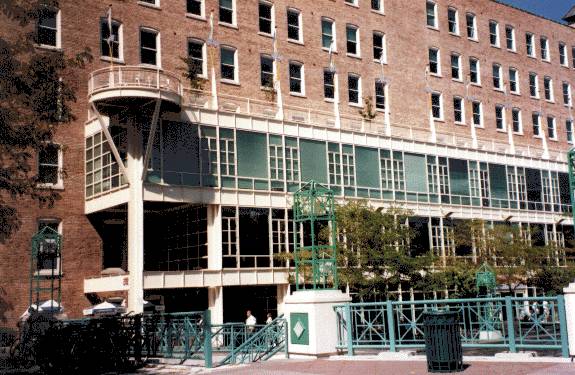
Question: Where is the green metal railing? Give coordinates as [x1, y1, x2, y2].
[334, 296, 568, 357]
[218, 315, 288, 366]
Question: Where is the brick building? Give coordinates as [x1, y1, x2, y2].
[2, 0, 575, 325]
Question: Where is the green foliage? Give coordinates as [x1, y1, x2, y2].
[529, 266, 575, 296]
[0, 0, 91, 243]
[180, 56, 205, 90]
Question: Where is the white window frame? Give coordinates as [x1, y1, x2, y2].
[495, 104, 505, 131]
[286, 8, 303, 43]
[526, 33, 535, 58]
[466, 13, 477, 41]
[529, 73, 539, 99]
[321, 17, 336, 51]
[258, 0, 275, 36]
[138, 0, 160, 7]
[567, 119, 574, 144]
[186, 0, 205, 19]
[532, 112, 541, 138]
[373, 31, 386, 63]
[505, 25, 515, 51]
[36, 7, 61, 49]
[346, 24, 360, 57]
[509, 67, 519, 94]
[472, 101, 482, 127]
[187, 38, 207, 79]
[541, 36, 550, 62]
[543, 76, 554, 102]
[36, 218, 62, 276]
[563, 82, 572, 107]
[371, 0, 384, 13]
[288, 61, 305, 96]
[511, 108, 522, 134]
[426, 1, 438, 29]
[37, 143, 63, 189]
[139, 27, 161, 68]
[429, 47, 440, 76]
[345, 0, 359, 7]
[489, 20, 499, 47]
[323, 68, 335, 101]
[100, 18, 123, 63]
[469, 57, 480, 85]
[451, 53, 461, 81]
[560, 43, 568, 67]
[492, 63, 502, 90]
[219, 0, 236, 27]
[448, 8, 459, 35]
[220, 45, 239, 84]
[431, 92, 443, 121]
[453, 96, 465, 124]
[348, 73, 362, 106]
[547, 116, 557, 140]
[375, 80, 387, 111]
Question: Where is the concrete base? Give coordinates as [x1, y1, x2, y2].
[377, 350, 417, 360]
[283, 289, 351, 357]
[563, 282, 575, 356]
[494, 351, 537, 359]
[478, 330, 504, 342]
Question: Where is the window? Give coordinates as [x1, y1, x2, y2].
[287, 8, 301, 42]
[220, 46, 237, 82]
[38, 144, 62, 186]
[451, 54, 461, 80]
[529, 73, 538, 98]
[324, 69, 335, 99]
[285, 140, 299, 183]
[375, 80, 386, 110]
[37, 219, 61, 274]
[139, 0, 158, 5]
[328, 144, 342, 186]
[37, 7, 60, 48]
[469, 57, 480, 84]
[219, 0, 235, 25]
[187, 0, 204, 17]
[140, 28, 159, 66]
[453, 96, 464, 123]
[373, 32, 386, 62]
[547, 116, 556, 139]
[429, 48, 440, 75]
[544, 76, 553, 101]
[372, 0, 384, 12]
[489, 21, 499, 47]
[321, 18, 335, 50]
[188, 39, 206, 77]
[348, 74, 361, 105]
[289, 61, 304, 95]
[532, 112, 541, 137]
[572, 46, 575, 68]
[512, 108, 521, 133]
[431, 92, 442, 120]
[426, 1, 437, 28]
[219, 131, 235, 176]
[345, 0, 358, 5]
[541, 37, 549, 61]
[466, 13, 476, 40]
[563, 82, 572, 106]
[495, 105, 505, 130]
[560, 43, 568, 66]
[260, 55, 274, 88]
[258, 1, 273, 35]
[346, 25, 359, 56]
[505, 25, 515, 51]
[492, 64, 502, 90]
[509, 68, 518, 94]
[448, 8, 459, 34]
[472, 101, 482, 126]
[100, 18, 122, 60]
[526, 33, 535, 57]
[567, 119, 574, 143]
[342, 147, 355, 187]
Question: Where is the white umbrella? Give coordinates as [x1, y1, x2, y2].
[92, 301, 119, 315]
[39, 300, 61, 312]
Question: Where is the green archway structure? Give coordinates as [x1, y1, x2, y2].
[476, 262, 496, 297]
[292, 181, 338, 290]
[30, 226, 62, 310]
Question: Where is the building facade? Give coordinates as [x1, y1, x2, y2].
[2, 0, 575, 325]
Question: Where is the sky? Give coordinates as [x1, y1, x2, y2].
[498, 0, 573, 23]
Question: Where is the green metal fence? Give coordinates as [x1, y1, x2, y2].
[334, 296, 568, 357]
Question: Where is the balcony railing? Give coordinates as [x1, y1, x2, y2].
[184, 89, 567, 162]
[88, 66, 183, 102]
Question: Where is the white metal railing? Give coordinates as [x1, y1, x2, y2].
[88, 66, 183, 99]
[183, 89, 566, 161]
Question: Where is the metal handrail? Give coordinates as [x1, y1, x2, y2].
[88, 66, 183, 98]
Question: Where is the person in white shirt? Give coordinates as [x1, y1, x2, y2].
[266, 313, 273, 324]
[246, 310, 257, 333]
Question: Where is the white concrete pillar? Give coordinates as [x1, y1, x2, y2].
[127, 119, 144, 314]
[563, 282, 575, 356]
[277, 284, 289, 315]
[208, 286, 224, 324]
[207, 204, 222, 270]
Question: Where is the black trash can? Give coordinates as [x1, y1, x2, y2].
[422, 310, 463, 373]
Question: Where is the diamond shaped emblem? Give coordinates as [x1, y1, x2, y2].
[293, 320, 305, 338]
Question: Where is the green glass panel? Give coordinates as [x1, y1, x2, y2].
[449, 158, 470, 196]
[238, 178, 253, 189]
[404, 153, 427, 193]
[219, 128, 234, 138]
[222, 177, 236, 188]
[328, 142, 339, 152]
[254, 180, 269, 190]
[342, 144, 354, 154]
[300, 139, 327, 183]
[269, 134, 282, 145]
[355, 147, 379, 188]
[285, 137, 298, 147]
[236, 131, 268, 178]
[201, 126, 216, 137]
[489, 163, 507, 200]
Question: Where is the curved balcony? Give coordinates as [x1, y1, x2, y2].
[88, 66, 183, 108]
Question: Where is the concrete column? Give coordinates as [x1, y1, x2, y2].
[563, 282, 575, 356]
[208, 286, 223, 324]
[127, 119, 144, 313]
[207, 205, 222, 270]
[277, 284, 289, 315]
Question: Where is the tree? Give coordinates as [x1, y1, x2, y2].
[529, 265, 575, 296]
[0, 0, 91, 243]
[334, 201, 434, 300]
